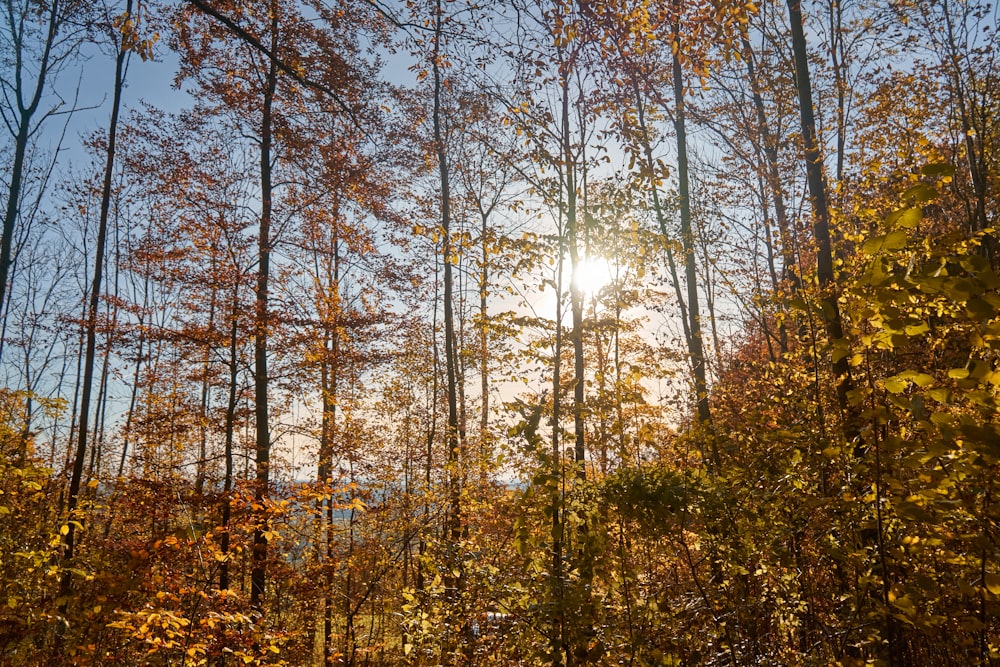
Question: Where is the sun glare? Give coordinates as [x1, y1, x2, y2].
[572, 256, 614, 297]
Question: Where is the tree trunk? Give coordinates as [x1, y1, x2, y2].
[118, 263, 151, 477]
[785, 0, 858, 447]
[671, 6, 716, 468]
[628, 77, 691, 346]
[479, 211, 489, 443]
[195, 252, 219, 496]
[787, 0, 886, 659]
[551, 237, 565, 667]
[250, 4, 279, 611]
[218, 288, 240, 593]
[60, 0, 131, 613]
[316, 230, 340, 664]
[432, 1, 464, 647]
[0, 0, 62, 350]
[562, 66, 587, 481]
[741, 36, 799, 293]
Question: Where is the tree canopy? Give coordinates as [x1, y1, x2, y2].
[1, 0, 999, 665]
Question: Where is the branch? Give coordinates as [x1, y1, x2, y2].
[184, 0, 363, 133]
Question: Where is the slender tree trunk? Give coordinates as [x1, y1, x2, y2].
[344, 460, 357, 667]
[318, 318, 334, 659]
[785, 0, 857, 446]
[250, 11, 279, 610]
[456, 246, 468, 455]
[196, 253, 218, 496]
[561, 45, 597, 667]
[561, 66, 586, 481]
[628, 77, 691, 344]
[90, 226, 122, 478]
[316, 230, 340, 664]
[698, 236, 724, 372]
[671, 7, 716, 468]
[65, 289, 87, 478]
[741, 36, 799, 292]
[788, 1, 884, 659]
[938, 1, 993, 262]
[479, 212, 489, 442]
[755, 186, 781, 362]
[60, 0, 130, 614]
[0, 0, 61, 347]
[0, 121, 31, 357]
[551, 238, 565, 667]
[432, 0, 463, 626]
[20, 358, 33, 465]
[417, 253, 441, 598]
[218, 288, 239, 593]
[827, 0, 847, 185]
[118, 267, 150, 477]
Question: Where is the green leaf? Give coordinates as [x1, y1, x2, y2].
[921, 162, 956, 178]
[896, 500, 933, 522]
[961, 255, 989, 273]
[888, 394, 912, 411]
[831, 339, 851, 362]
[898, 370, 935, 386]
[983, 292, 1000, 309]
[970, 359, 991, 380]
[885, 230, 908, 250]
[891, 594, 916, 615]
[863, 258, 891, 286]
[886, 207, 923, 229]
[966, 297, 996, 320]
[884, 377, 908, 394]
[864, 230, 909, 255]
[944, 277, 976, 301]
[928, 388, 950, 402]
[821, 300, 838, 321]
[862, 235, 882, 255]
[902, 183, 938, 205]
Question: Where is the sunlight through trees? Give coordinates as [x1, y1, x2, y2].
[1, 0, 999, 665]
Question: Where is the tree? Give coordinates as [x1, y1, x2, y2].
[0, 0, 87, 355]
[177, 0, 296, 610]
[60, 0, 148, 621]
[786, 0, 859, 448]
[896, 0, 1000, 259]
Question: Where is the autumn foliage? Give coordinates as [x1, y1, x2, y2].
[1, 0, 999, 665]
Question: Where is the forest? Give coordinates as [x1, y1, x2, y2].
[1, 0, 998, 664]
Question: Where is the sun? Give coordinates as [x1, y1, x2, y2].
[571, 256, 614, 297]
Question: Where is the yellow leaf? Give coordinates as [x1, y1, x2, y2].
[985, 573, 1000, 595]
